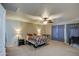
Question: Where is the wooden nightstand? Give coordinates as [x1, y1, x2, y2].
[18, 39, 25, 46]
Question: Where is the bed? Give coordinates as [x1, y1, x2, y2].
[26, 34, 48, 48]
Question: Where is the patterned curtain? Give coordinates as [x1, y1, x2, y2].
[67, 23, 79, 42]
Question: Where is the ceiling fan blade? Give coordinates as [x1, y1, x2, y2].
[49, 14, 63, 20]
[47, 20, 53, 23]
[26, 15, 43, 21]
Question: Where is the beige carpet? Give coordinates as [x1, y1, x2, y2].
[6, 40, 79, 56]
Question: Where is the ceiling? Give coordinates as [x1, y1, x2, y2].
[2, 3, 79, 24]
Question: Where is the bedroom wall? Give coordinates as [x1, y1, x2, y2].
[0, 4, 6, 56]
[41, 24, 52, 39]
[6, 20, 46, 47]
[6, 20, 35, 47]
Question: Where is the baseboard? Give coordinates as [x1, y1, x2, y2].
[6, 44, 18, 48]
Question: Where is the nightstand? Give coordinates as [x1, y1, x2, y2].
[18, 39, 25, 46]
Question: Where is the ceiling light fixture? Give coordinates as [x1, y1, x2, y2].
[43, 17, 53, 24]
[43, 21, 47, 24]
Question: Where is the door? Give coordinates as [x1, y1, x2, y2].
[52, 25, 64, 42]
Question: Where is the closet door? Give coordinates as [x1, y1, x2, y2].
[52, 25, 64, 42]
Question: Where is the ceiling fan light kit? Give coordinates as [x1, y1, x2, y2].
[43, 21, 48, 25]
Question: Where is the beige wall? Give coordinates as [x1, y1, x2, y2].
[6, 20, 36, 47]
[41, 24, 52, 36]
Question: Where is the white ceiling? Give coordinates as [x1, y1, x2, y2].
[2, 3, 79, 24]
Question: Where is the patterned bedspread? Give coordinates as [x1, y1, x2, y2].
[26, 36, 48, 47]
